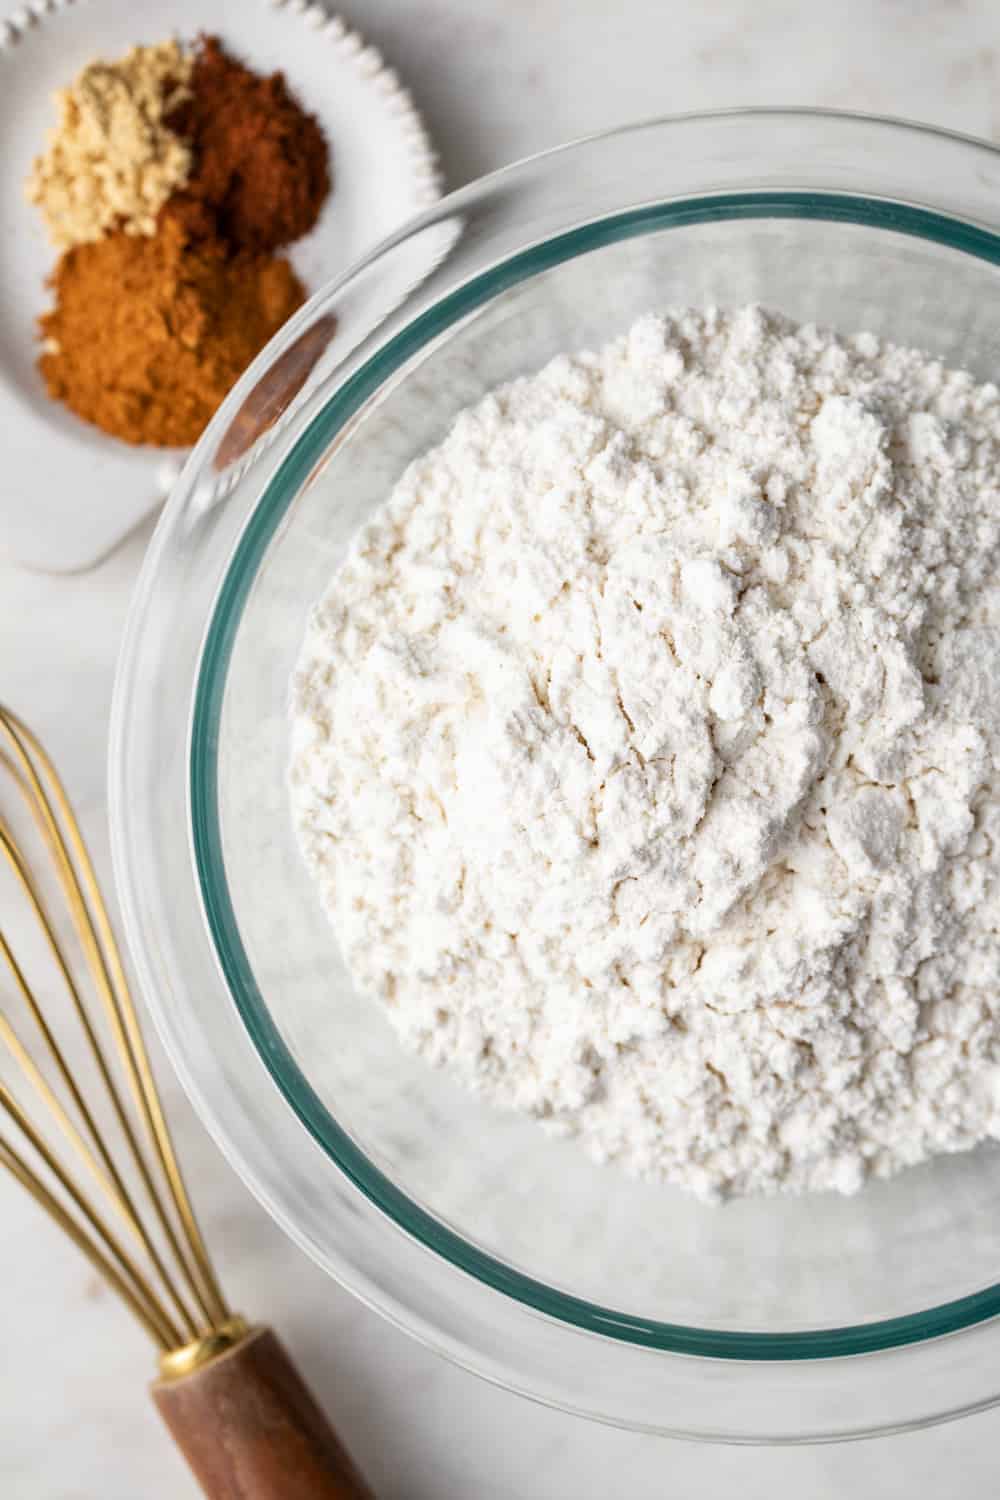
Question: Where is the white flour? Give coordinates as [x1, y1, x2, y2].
[290, 305, 1000, 1200]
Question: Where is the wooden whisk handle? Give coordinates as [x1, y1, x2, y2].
[151, 1325, 375, 1500]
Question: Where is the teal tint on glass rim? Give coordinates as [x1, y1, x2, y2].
[112, 114, 1000, 1439]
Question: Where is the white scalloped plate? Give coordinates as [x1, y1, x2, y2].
[0, 0, 441, 573]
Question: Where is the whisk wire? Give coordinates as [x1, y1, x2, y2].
[0, 1092, 181, 1348]
[0, 1009, 124, 1216]
[0, 822, 201, 1342]
[0, 707, 230, 1351]
[0, 910, 118, 1184]
[8, 712, 230, 1329]
[0, 1131, 176, 1350]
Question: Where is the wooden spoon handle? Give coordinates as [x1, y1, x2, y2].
[151, 1325, 375, 1500]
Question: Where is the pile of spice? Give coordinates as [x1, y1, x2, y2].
[28, 35, 331, 447]
[26, 41, 194, 247]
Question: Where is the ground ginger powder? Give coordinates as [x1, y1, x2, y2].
[26, 41, 194, 248]
[38, 210, 305, 447]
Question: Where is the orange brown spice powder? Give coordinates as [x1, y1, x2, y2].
[38, 210, 305, 447]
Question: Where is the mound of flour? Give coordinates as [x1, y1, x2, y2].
[290, 305, 1000, 1200]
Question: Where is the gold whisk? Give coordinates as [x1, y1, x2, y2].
[0, 706, 374, 1500]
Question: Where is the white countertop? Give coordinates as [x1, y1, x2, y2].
[6, 1, 1000, 1494]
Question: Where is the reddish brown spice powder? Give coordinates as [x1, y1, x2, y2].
[166, 35, 331, 253]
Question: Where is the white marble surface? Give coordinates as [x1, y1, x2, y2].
[7, 1, 1000, 1494]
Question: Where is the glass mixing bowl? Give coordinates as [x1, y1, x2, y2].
[111, 112, 1000, 1441]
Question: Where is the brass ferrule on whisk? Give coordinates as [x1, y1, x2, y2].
[157, 1314, 251, 1381]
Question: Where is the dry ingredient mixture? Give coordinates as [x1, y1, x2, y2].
[29, 35, 330, 447]
[26, 41, 194, 249]
[290, 306, 1000, 1201]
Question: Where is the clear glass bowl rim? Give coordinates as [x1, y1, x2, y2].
[112, 109, 1000, 1438]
